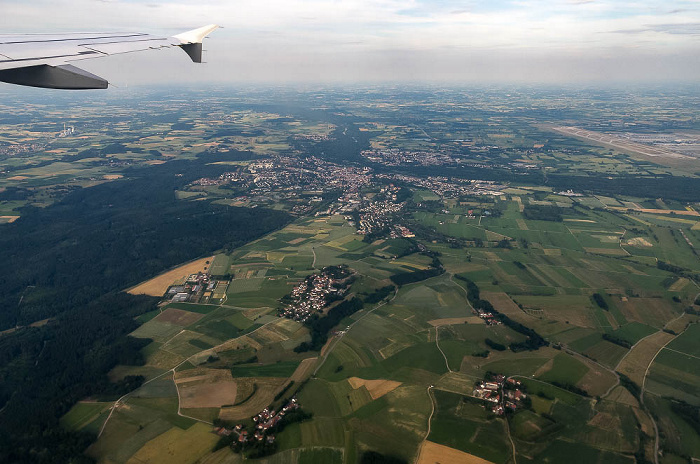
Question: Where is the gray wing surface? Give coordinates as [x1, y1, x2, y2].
[0, 25, 218, 90]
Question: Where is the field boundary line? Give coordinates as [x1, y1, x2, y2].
[98, 316, 279, 437]
[640, 322, 692, 464]
[662, 346, 700, 361]
[313, 287, 399, 376]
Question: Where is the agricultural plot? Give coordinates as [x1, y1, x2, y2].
[124, 422, 219, 464]
[429, 390, 511, 464]
[60, 401, 112, 432]
[208, 254, 231, 277]
[536, 353, 589, 386]
[78, 171, 700, 463]
[128, 257, 214, 297]
[174, 368, 238, 409]
[417, 441, 495, 464]
[154, 308, 205, 327]
[218, 377, 288, 421]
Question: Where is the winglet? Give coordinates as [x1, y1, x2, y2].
[173, 24, 219, 45]
[173, 24, 219, 63]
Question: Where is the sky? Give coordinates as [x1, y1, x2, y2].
[1, 0, 699, 85]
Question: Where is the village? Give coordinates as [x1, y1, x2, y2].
[214, 398, 302, 448]
[278, 266, 352, 322]
[472, 374, 527, 416]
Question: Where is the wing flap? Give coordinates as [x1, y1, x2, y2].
[0, 64, 108, 89]
[79, 38, 178, 56]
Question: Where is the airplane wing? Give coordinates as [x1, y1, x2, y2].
[0, 24, 219, 90]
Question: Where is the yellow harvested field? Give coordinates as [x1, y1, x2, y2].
[481, 292, 532, 325]
[417, 441, 494, 464]
[630, 208, 700, 216]
[266, 251, 288, 263]
[103, 174, 123, 180]
[665, 314, 694, 334]
[347, 377, 401, 400]
[218, 378, 287, 421]
[428, 317, 483, 326]
[175, 368, 238, 409]
[127, 256, 214, 296]
[626, 237, 653, 247]
[125, 422, 218, 464]
[543, 248, 562, 256]
[0, 216, 19, 223]
[320, 336, 336, 357]
[617, 331, 674, 385]
[7, 175, 28, 180]
[290, 357, 318, 382]
[668, 278, 690, 292]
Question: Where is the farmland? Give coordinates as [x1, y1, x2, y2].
[2, 86, 699, 464]
[56, 179, 700, 464]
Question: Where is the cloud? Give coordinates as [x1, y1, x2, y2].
[610, 22, 700, 35]
[1, 0, 698, 83]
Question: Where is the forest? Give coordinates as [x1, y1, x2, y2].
[0, 158, 291, 463]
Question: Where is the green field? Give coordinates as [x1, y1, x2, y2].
[429, 390, 511, 463]
[230, 361, 301, 378]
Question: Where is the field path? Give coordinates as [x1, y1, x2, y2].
[504, 415, 517, 464]
[631, 311, 696, 464]
[435, 326, 452, 372]
[415, 385, 437, 463]
[640, 322, 693, 464]
[448, 273, 476, 313]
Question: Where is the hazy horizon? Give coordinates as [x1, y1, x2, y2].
[2, 0, 699, 87]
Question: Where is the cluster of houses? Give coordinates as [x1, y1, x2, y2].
[279, 270, 345, 322]
[356, 198, 404, 237]
[475, 308, 503, 326]
[472, 374, 526, 416]
[215, 398, 300, 445]
[166, 272, 219, 303]
[390, 225, 415, 239]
